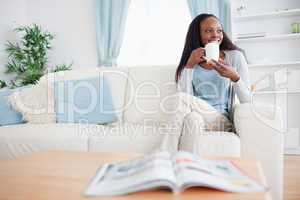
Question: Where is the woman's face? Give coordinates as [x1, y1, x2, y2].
[200, 17, 223, 46]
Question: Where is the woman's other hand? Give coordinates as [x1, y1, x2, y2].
[185, 48, 206, 68]
[211, 59, 240, 82]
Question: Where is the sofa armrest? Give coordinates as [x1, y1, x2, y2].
[234, 103, 284, 200]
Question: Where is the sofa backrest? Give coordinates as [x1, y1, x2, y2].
[39, 65, 177, 124]
[123, 65, 177, 124]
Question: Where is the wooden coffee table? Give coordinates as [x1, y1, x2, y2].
[0, 151, 271, 200]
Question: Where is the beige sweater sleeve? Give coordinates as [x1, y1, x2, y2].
[231, 51, 252, 103]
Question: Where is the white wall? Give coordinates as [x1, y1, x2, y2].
[27, 0, 98, 70]
[0, 0, 27, 81]
[0, 0, 98, 80]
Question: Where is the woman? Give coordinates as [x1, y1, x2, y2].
[159, 13, 251, 154]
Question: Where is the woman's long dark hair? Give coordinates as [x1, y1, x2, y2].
[175, 13, 243, 82]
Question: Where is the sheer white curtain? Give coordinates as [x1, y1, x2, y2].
[118, 0, 191, 66]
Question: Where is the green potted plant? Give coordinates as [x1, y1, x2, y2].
[5, 24, 53, 87]
[4, 24, 71, 88]
[51, 63, 73, 73]
[0, 80, 7, 89]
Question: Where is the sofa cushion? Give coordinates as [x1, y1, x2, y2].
[98, 67, 129, 121]
[7, 84, 56, 124]
[123, 65, 177, 124]
[0, 122, 166, 159]
[40, 67, 129, 121]
[85, 122, 167, 153]
[0, 123, 89, 159]
[0, 88, 24, 126]
[54, 76, 118, 124]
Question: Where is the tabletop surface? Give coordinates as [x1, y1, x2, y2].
[0, 151, 271, 200]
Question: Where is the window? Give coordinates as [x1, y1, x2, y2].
[118, 0, 191, 66]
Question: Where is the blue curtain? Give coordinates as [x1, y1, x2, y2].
[186, 0, 231, 36]
[95, 0, 131, 66]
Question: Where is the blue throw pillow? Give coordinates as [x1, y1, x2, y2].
[0, 88, 25, 126]
[54, 76, 118, 124]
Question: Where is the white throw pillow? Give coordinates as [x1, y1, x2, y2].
[8, 84, 56, 123]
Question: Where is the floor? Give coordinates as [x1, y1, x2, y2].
[284, 155, 300, 200]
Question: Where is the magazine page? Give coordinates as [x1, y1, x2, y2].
[171, 151, 266, 193]
[84, 151, 177, 196]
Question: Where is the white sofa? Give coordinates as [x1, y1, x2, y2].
[0, 66, 283, 200]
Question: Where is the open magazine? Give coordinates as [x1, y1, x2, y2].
[84, 151, 267, 197]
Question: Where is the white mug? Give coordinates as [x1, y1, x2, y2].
[204, 42, 219, 61]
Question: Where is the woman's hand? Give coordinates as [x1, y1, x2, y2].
[211, 59, 240, 82]
[185, 48, 206, 68]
